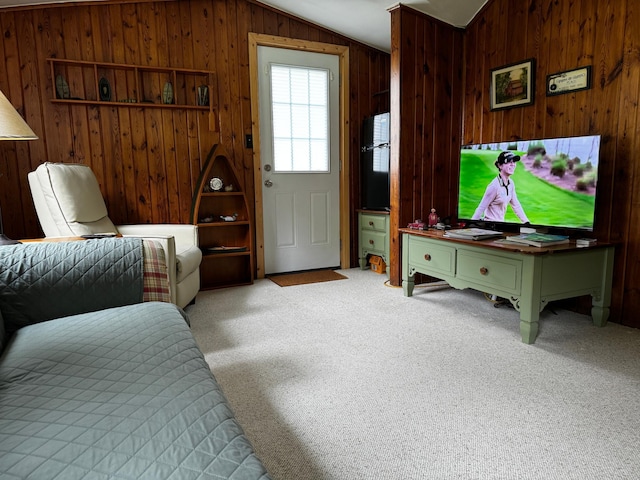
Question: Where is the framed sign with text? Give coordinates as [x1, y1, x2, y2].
[546, 66, 592, 96]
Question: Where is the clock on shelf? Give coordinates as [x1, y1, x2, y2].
[209, 177, 223, 191]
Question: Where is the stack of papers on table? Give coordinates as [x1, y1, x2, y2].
[443, 228, 504, 240]
[502, 233, 570, 247]
[576, 238, 597, 247]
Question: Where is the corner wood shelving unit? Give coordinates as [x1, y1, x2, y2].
[47, 58, 217, 130]
[191, 144, 254, 289]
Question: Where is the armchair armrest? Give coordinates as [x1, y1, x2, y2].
[116, 224, 198, 248]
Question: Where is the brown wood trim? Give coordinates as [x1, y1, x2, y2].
[248, 33, 350, 278]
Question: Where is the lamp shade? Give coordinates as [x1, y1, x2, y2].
[0, 89, 38, 140]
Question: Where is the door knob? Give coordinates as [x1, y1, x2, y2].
[264, 179, 273, 188]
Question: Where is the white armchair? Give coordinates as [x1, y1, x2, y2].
[27, 162, 202, 308]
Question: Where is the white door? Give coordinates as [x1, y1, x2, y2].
[258, 46, 341, 275]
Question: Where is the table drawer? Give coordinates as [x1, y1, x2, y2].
[457, 250, 522, 294]
[407, 237, 455, 276]
[361, 230, 387, 254]
[361, 214, 387, 231]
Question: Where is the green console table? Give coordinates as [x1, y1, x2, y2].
[400, 228, 615, 344]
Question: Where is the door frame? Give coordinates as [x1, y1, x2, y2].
[248, 33, 350, 279]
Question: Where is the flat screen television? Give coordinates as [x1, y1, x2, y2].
[458, 134, 601, 232]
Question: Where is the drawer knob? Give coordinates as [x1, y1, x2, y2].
[369, 221, 374, 227]
[480, 267, 488, 275]
[424, 254, 431, 261]
[369, 239, 375, 245]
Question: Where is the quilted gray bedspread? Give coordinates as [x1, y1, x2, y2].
[0, 302, 270, 479]
[0, 239, 143, 336]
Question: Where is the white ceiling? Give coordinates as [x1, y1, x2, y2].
[256, 0, 488, 52]
[0, 0, 488, 53]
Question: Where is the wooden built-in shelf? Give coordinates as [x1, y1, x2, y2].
[47, 58, 217, 128]
[191, 144, 254, 289]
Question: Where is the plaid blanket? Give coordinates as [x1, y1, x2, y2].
[142, 239, 171, 303]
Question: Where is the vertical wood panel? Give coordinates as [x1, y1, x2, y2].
[614, 0, 639, 319]
[13, 11, 43, 234]
[233, 0, 256, 222]
[153, 3, 179, 223]
[575, 1, 596, 135]
[500, 0, 527, 140]
[389, 5, 464, 284]
[407, 15, 420, 221]
[163, 2, 186, 223]
[448, 32, 464, 215]
[432, 24, 452, 214]
[29, 9, 65, 168]
[1, 12, 26, 235]
[178, 0, 202, 223]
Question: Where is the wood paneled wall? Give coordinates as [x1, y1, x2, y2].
[0, 0, 390, 268]
[5, 0, 636, 325]
[463, 0, 640, 326]
[388, 5, 464, 284]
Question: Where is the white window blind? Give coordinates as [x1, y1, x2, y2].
[270, 64, 329, 172]
[372, 114, 389, 173]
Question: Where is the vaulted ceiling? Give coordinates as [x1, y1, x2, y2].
[256, 1, 487, 51]
[0, 0, 488, 52]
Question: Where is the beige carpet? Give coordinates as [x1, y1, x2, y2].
[187, 268, 640, 480]
[268, 269, 347, 287]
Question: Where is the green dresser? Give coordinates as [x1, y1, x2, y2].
[401, 228, 615, 344]
[358, 210, 390, 273]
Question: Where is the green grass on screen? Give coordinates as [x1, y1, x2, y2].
[458, 150, 595, 229]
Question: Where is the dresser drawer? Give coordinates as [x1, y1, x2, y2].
[361, 214, 387, 232]
[457, 250, 522, 294]
[361, 230, 387, 255]
[407, 236, 455, 276]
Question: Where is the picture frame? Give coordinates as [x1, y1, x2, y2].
[546, 66, 592, 96]
[490, 58, 535, 111]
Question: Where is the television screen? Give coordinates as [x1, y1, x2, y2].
[458, 135, 601, 232]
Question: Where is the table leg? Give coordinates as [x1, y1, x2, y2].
[403, 274, 415, 297]
[591, 246, 614, 327]
[518, 255, 542, 344]
[401, 232, 415, 297]
[591, 301, 610, 327]
[519, 314, 540, 345]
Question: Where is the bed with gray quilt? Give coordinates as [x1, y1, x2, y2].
[0, 239, 270, 479]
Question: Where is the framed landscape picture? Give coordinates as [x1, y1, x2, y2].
[490, 58, 535, 111]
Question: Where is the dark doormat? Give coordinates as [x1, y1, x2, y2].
[268, 269, 347, 287]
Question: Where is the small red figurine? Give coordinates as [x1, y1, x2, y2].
[428, 208, 438, 227]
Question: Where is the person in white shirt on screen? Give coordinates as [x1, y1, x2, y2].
[472, 151, 530, 223]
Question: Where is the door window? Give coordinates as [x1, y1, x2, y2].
[270, 64, 329, 173]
